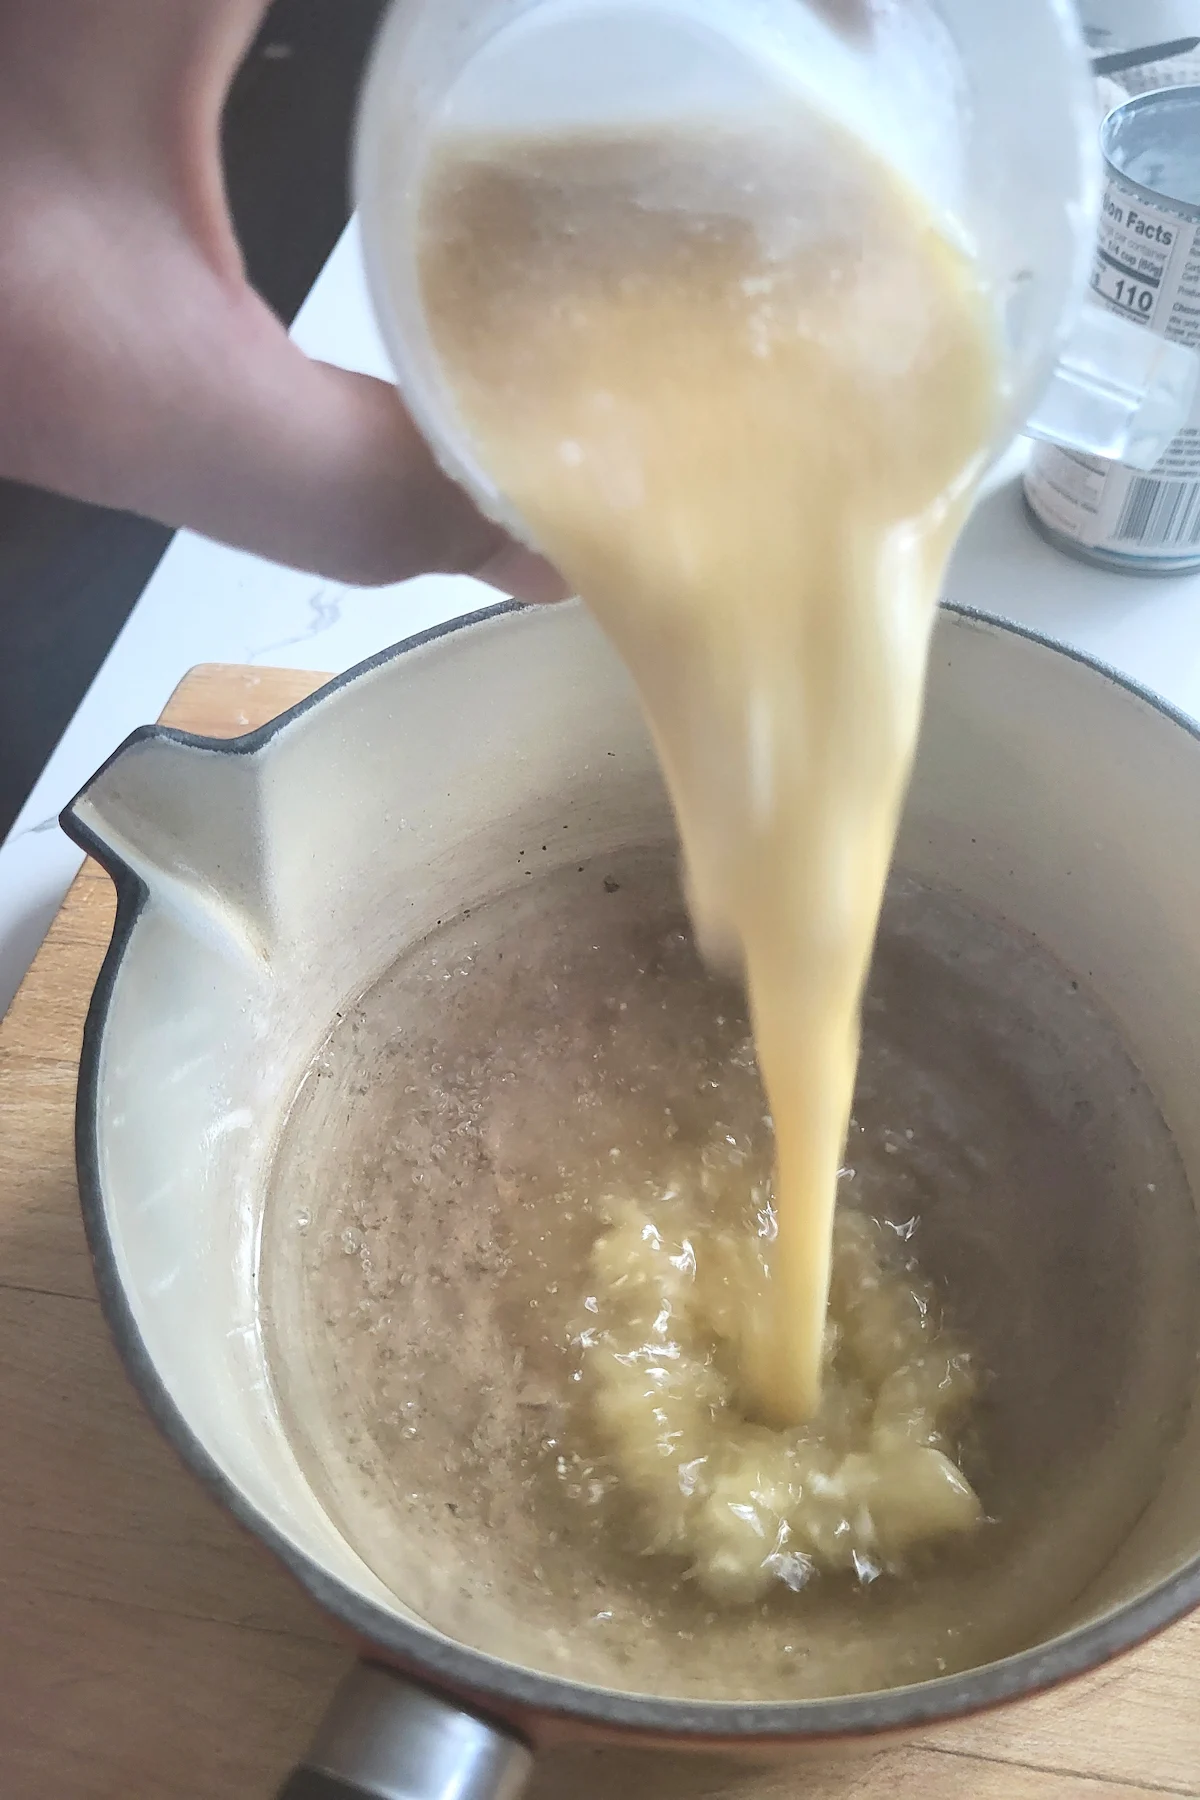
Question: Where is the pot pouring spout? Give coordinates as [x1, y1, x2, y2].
[60, 726, 277, 963]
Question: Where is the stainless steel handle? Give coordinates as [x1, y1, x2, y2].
[276, 1664, 534, 1800]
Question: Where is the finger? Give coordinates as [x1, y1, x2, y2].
[0, 215, 509, 586]
[473, 540, 573, 606]
[129, 282, 512, 585]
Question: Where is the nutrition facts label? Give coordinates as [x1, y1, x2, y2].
[1094, 182, 1200, 350]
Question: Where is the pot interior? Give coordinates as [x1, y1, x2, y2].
[77, 603, 1200, 1713]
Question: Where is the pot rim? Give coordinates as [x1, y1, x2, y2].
[62, 599, 1200, 1740]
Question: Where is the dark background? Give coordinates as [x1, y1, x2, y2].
[0, 0, 387, 841]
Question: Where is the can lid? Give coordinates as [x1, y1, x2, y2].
[1101, 84, 1200, 208]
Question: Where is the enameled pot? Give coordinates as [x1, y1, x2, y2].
[62, 601, 1200, 1799]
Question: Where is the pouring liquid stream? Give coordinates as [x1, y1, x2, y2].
[417, 110, 999, 1429]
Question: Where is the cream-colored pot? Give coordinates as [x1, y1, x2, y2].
[63, 602, 1200, 1800]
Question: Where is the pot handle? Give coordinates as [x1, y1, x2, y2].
[276, 1663, 534, 1800]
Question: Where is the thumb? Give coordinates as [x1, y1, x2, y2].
[0, 0, 573, 592]
[201, 294, 571, 594]
[165, 278, 572, 595]
[17, 240, 567, 594]
[0, 173, 559, 589]
[101, 266, 525, 588]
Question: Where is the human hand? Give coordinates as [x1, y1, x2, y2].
[0, 0, 568, 600]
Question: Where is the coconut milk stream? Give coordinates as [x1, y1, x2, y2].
[416, 114, 997, 1423]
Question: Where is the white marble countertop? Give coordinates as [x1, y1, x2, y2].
[1, 217, 1199, 1018]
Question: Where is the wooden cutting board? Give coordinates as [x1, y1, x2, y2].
[0, 663, 1196, 1800]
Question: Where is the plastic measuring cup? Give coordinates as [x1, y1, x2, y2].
[354, 0, 1199, 541]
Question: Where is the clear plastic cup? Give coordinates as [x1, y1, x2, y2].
[354, 0, 1198, 539]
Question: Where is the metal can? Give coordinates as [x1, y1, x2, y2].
[1024, 85, 1200, 574]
